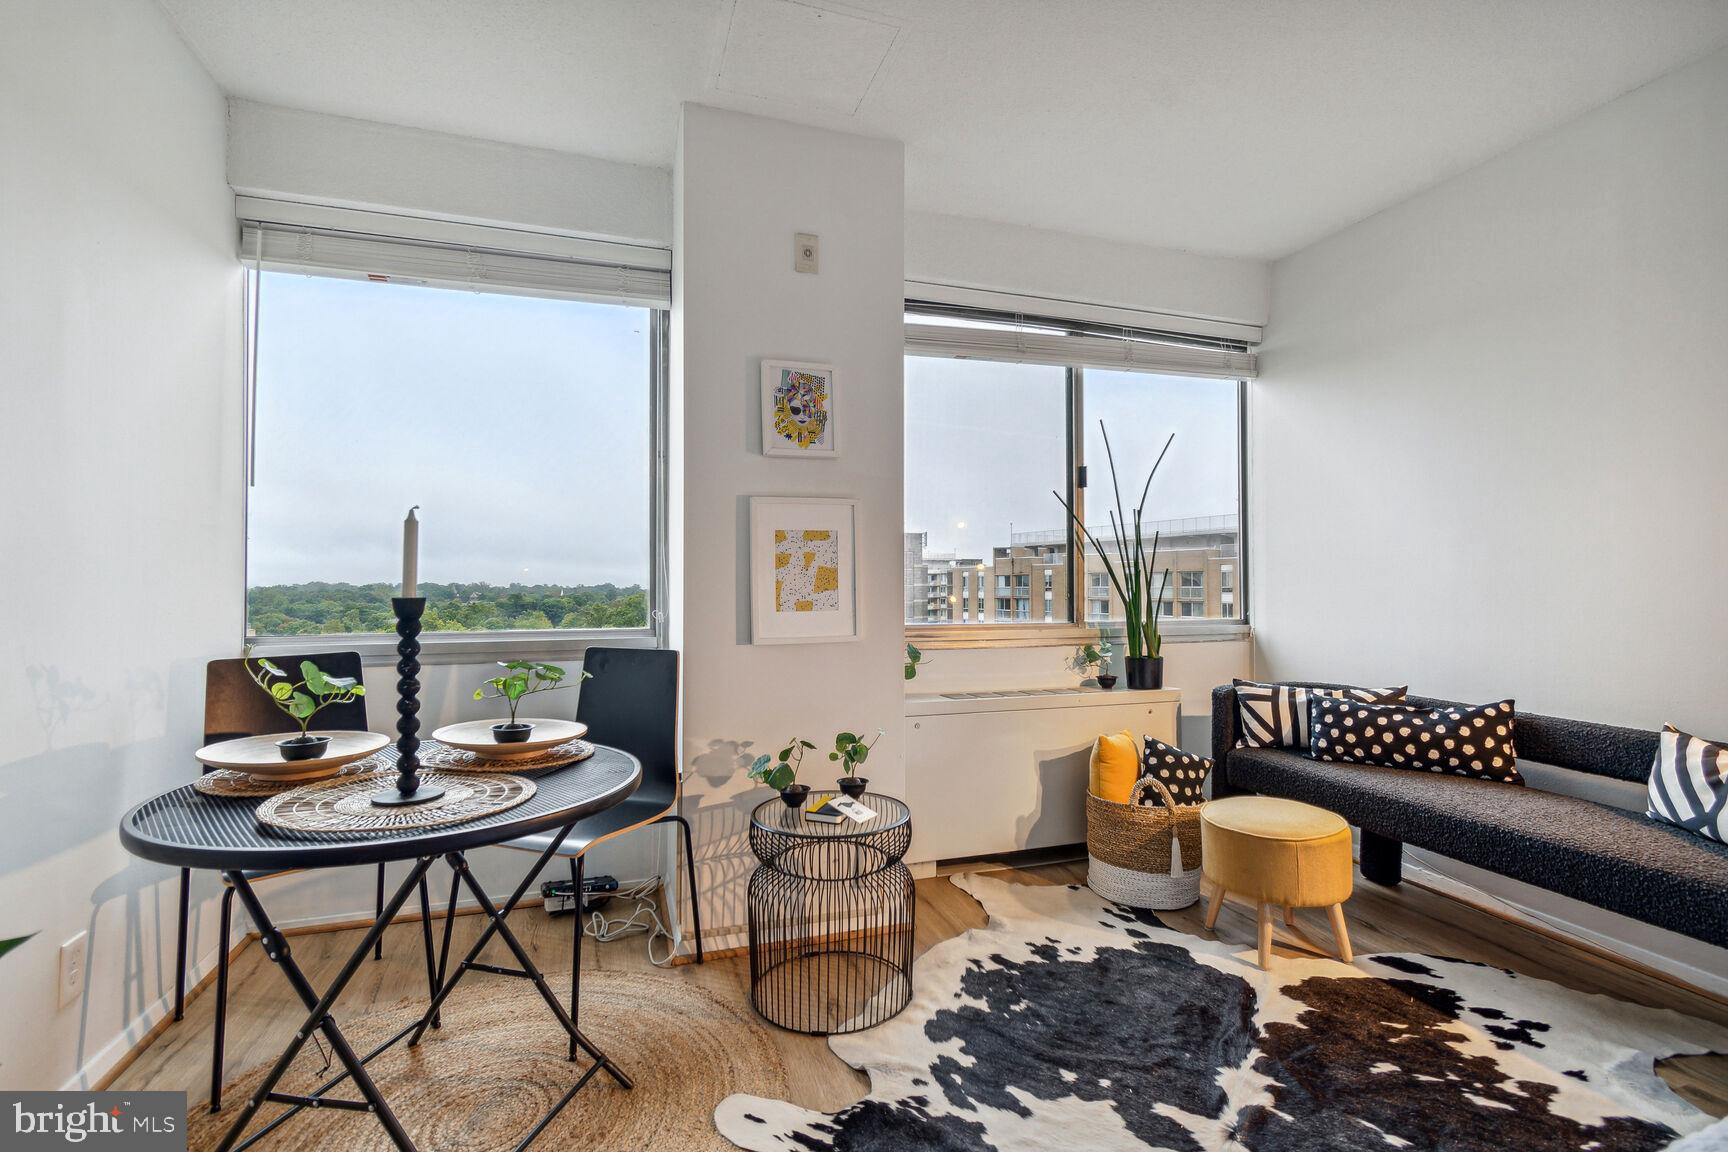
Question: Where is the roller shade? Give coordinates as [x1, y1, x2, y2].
[240, 220, 670, 308]
[905, 302, 1256, 379]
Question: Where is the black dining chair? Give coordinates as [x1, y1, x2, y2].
[182, 653, 438, 1111]
[471, 646, 702, 1053]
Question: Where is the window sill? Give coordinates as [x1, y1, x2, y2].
[246, 628, 660, 667]
[906, 621, 1250, 651]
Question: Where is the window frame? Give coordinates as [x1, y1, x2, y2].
[243, 275, 671, 665]
[905, 311, 1250, 651]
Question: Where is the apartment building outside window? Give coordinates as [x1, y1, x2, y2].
[903, 301, 1250, 641]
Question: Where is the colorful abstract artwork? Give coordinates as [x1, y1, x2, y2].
[761, 361, 838, 457]
[773, 529, 840, 613]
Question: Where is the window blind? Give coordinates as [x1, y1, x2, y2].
[905, 301, 1257, 379]
[239, 220, 671, 309]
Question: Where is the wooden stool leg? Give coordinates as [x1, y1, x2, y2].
[1256, 902, 1273, 969]
[1283, 905, 1295, 928]
[1328, 903, 1353, 963]
[1204, 879, 1223, 930]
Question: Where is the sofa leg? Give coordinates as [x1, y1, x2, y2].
[1359, 831, 1403, 886]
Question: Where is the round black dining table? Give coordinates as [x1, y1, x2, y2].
[118, 745, 642, 1152]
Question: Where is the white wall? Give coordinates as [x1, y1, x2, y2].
[0, 0, 239, 1089]
[673, 105, 906, 947]
[906, 211, 1269, 329]
[227, 99, 672, 247]
[1255, 44, 1728, 729]
[1254, 46, 1728, 979]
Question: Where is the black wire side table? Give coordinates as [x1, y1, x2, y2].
[747, 791, 914, 1035]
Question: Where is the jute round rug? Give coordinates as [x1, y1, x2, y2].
[191, 970, 788, 1151]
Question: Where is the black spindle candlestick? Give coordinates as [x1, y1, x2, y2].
[371, 596, 445, 807]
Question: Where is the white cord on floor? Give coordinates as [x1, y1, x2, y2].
[582, 877, 677, 967]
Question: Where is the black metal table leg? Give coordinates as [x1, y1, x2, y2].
[406, 838, 633, 1152]
[175, 867, 190, 1021]
[214, 860, 435, 1152]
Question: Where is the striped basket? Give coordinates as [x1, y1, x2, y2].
[1086, 776, 1204, 910]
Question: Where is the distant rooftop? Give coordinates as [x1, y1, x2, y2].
[1012, 514, 1237, 546]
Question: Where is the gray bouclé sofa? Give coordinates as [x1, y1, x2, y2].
[1210, 682, 1728, 949]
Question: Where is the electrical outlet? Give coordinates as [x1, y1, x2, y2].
[59, 931, 86, 1008]
[794, 232, 818, 273]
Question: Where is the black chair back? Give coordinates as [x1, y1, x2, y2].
[577, 648, 679, 808]
[204, 652, 369, 746]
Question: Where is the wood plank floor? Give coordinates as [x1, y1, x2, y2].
[115, 859, 1728, 1129]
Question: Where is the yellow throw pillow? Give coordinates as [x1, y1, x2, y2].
[1089, 729, 1140, 803]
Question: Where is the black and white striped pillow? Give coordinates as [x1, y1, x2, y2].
[1233, 680, 1408, 750]
[1647, 725, 1728, 843]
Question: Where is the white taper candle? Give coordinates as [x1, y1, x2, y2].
[402, 506, 420, 598]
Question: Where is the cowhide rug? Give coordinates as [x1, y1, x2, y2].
[717, 874, 1728, 1152]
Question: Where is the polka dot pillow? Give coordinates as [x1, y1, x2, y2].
[1308, 697, 1522, 784]
[1138, 737, 1211, 805]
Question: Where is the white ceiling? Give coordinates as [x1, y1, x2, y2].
[158, 0, 1728, 261]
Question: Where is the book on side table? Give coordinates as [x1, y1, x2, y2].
[805, 796, 877, 824]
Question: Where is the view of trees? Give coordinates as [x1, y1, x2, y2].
[247, 582, 648, 636]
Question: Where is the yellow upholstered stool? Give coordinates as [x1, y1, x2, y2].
[1200, 796, 1354, 969]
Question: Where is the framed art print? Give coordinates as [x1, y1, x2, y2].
[760, 360, 838, 458]
[749, 496, 859, 644]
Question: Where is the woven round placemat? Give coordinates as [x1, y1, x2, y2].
[192, 752, 393, 798]
[254, 771, 535, 833]
[188, 971, 792, 1152]
[417, 738, 596, 775]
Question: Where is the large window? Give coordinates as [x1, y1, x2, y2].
[246, 268, 664, 646]
[904, 304, 1248, 636]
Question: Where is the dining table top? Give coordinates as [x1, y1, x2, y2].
[118, 744, 641, 872]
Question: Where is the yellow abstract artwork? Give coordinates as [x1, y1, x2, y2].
[773, 528, 841, 613]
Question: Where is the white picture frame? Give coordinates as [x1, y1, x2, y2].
[749, 496, 859, 644]
[760, 359, 839, 458]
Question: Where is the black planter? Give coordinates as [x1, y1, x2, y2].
[779, 783, 812, 808]
[276, 733, 332, 762]
[1095, 673, 1118, 690]
[837, 776, 869, 799]
[1125, 656, 1164, 690]
[492, 721, 535, 743]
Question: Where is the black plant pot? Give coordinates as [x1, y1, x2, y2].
[837, 776, 869, 799]
[277, 733, 332, 762]
[779, 783, 811, 808]
[1125, 656, 1164, 691]
[492, 721, 535, 743]
[1095, 673, 1118, 690]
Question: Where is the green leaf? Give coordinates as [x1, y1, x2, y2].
[799, 739, 815, 749]
[836, 732, 857, 747]
[257, 658, 286, 679]
[0, 934, 35, 961]
[905, 665, 917, 680]
[777, 748, 790, 763]
[350, 685, 366, 696]
[473, 688, 485, 701]
[764, 764, 795, 791]
[300, 660, 332, 695]
[829, 751, 840, 761]
[852, 745, 869, 765]
[286, 692, 317, 720]
[269, 681, 294, 701]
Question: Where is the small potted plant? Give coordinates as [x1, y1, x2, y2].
[751, 738, 815, 807]
[1072, 632, 1116, 689]
[249, 658, 367, 760]
[473, 660, 589, 742]
[831, 729, 882, 798]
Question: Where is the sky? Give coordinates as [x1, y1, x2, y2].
[903, 358, 1239, 562]
[248, 272, 1238, 590]
[248, 272, 652, 588]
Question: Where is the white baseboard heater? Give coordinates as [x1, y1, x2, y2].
[905, 687, 1181, 865]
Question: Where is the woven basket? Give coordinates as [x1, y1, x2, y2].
[1086, 776, 1203, 910]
